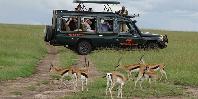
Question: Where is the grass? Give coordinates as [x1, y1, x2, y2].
[57, 47, 77, 67]
[0, 24, 47, 80]
[64, 30, 198, 98]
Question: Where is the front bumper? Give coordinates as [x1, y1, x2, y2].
[159, 35, 168, 48]
[163, 35, 168, 43]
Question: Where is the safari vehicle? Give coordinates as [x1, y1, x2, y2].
[44, 0, 168, 55]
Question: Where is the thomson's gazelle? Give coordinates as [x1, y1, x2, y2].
[49, 64, 78, 90]
[49, 57, 90, 91]
[135, 68, 158, 89]
[106, 71, 128, 99]
[144, 64, 167, 80]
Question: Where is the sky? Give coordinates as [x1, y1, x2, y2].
[0, 0, 197, 31]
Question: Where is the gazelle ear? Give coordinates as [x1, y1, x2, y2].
[49, 63, 53, 72]
[50, 63, 53, 67]
[87, 61, 89, 67]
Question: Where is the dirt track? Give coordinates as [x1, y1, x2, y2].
[0, 44, 100, 99]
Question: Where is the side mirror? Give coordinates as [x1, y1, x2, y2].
[133, 20, 137, 23]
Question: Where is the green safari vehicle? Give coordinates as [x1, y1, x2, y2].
[44, 1, 168, 55]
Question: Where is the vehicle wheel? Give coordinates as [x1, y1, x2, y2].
[44, 25, 53, 42]
[77, 41, 92, 55]
[147, 42, 159, 49]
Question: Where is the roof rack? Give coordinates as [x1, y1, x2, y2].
[73, 0, 120, 4]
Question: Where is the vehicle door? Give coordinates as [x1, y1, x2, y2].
[96, 17, 118, 47]
[116, 20, 143, 47]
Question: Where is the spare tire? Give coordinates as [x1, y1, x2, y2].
[44, 25, 53, 42]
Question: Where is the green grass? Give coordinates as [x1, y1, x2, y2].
[0, 24, 47, 80]
[57, 47, 77, 67]
[64, 30, 198, 98]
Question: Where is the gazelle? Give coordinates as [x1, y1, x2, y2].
[49, 64, 79, 90]
[49, 57, 90, 91]
[105, 71, 128, 99]
[138, 55, 167, 80]
[144, 64, 167, 80]
[134, 67, 158, 89]
[115, 55, 145, 80]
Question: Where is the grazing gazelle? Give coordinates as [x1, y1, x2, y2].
[49, 57, 90, 91]
[105, 71, 128, 99]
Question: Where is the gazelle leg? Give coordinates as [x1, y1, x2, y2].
[117, 84, 122, 98]
[148, 78, 151, 85]
[128, 73, 130, 80]
[72, 74, 78, 91]
[148, 78, 152, 88]
[159, 70, 164, 81]
[135, 74, 143, 89]
[120, 84, 123, 98]
[128, 71, 133, 81]
[81, 79, 84, 91]
[139, 79, 144, 89]
[85, 78, 88, 91]
[59, 76, 65, 88]
[106, 81, 110, 95]
[160, 69, 167, 80]
[109, 82, 115, 99]
[162, 70, 168, 80]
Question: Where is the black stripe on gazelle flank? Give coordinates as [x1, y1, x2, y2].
[61, 70, 70, 76]
[81, 72, 88, 78]
[129, 66, 140, 71]
[151, 65, 160, 70]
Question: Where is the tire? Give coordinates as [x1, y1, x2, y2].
[44, 25, 53, 42]
[77, 41, 92, 55]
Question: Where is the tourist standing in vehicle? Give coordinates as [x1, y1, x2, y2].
[118, 6, 128, 16]
[118, 6, 128, 32]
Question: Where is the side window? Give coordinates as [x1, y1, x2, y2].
[118, 21, 130, 33]
[118, 21, 139, 35]
[99, 18, 114, 33]
[60, 16, 78, 32]
[81, 17, 96, 32]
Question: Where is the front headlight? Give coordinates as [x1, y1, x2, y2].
[159, 35, 163, 41]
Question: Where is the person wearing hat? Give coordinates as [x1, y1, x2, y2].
[118, 6, 128, 17]
[118, 6, 128, 32]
